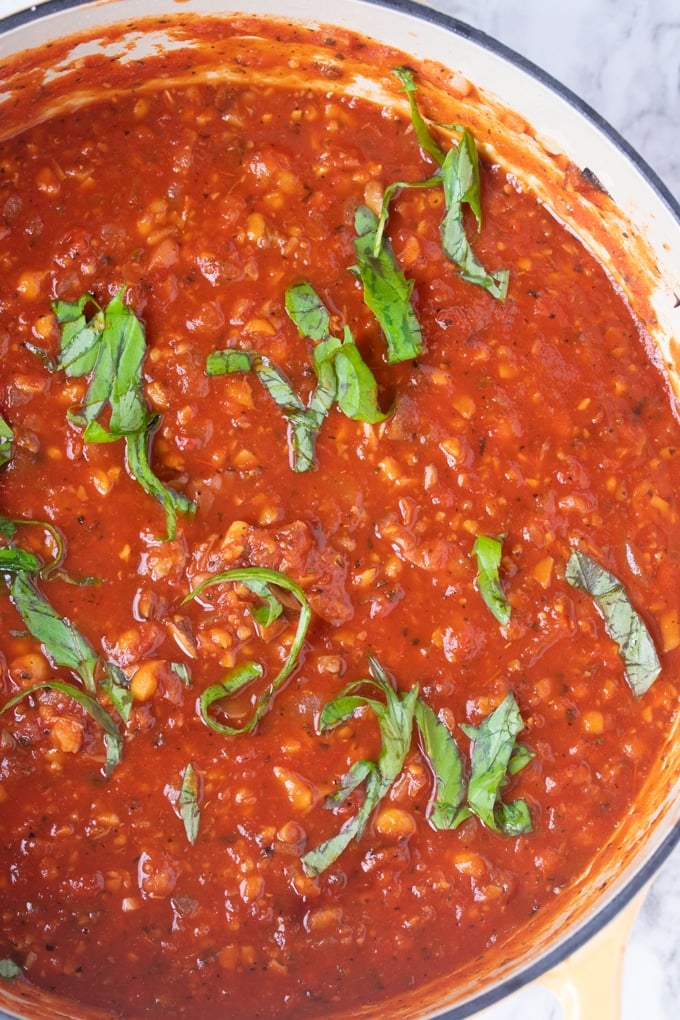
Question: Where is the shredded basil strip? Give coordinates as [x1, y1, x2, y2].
[0, 514, 91, 588]
[197, 661, 265, 736]
[328, 328, 389, 423]
[0, 547, 42, 574]
[170, 661, 192, 686]
[0, 679, 123, 776]
[472, 534, 511, 626]
[284, 281, 332, 340]
[125, 422, 195, 541]
[391, 66, 446, 164]
[508, 741, 535, 776]
[303, 656, 534, 872]
[565, 548, 661, 697]
[48, 289, 195, 539]
[0, 959, 22, 981]
[460, 692, 534, 835]
[183, 567, 311, 735]
[179, 762, 201, 845]
[0, 522, 129, 770]
[414, 699, 468, 830]
[207, 349, 321, 473]
[389, 66, 509, 299]
[352, 205, 424, 364]
[440, 133, 509, 299]
[0, 412, 13, 468]
[101, 666, 133, 723]
[0, 517, 100, 689]
[0, 514, 65, 579]
[7, 572, 99, 694]
[0, 517, 15, 540]
[52, 289, 146, 433]
[287, 282, 388, 425]
[372, 174, 442, 254]
[208, 283, 387, 472]
[302, 659, 418, 876]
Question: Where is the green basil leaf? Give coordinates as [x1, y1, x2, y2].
[65, 324, 114, 429]
[198, 662, 264, 735]
[461, 691, 533, 835]
[565, 548, 661, 697]
[332, 329, 389, 424]
[186, 567, 311, 735]
[0, 547, 42, 574]
[414, 699, 467, 829]
[81, 420, 120, 444]
[212, 351, 304, 413]
[309, 339, 340, 418]
[508, 742, 535, 776]
[105, 291, 148, 435]
[179, 762, 201, 845]
[101, 663, 133, 723]
[375, 685, 419, 791]
[443, 128, 482, 227]
[352, 205, 423, 365]
[318, 693, 375, 732]
[125, 425, 196, 542]
[245, 579, 284, 628]
[295, 295, 388, 426]
[359, 658, 418, 792]
[51, 289, 195, 538]
[8, 573, 98, 694]
[170, 661, 192, 686]
[326, 759, 375, 807]
[103, 731, 123, 775]
[0, 517, 17, 540]
[0, 412, 13, 468]
[0, 959, 22, 980]
[0, 679, 123, 776]
[303, 766, 385, 877]
[390, 66, 508, 300]
[494, 798, 533, 836]
[285, 281, 332, 341]
[472, 534, 511, 626]
[207, 348, 320, 473]
[301, 659, 418, 875]
[372, 174, 442, 256]
[392, 66, 446, 165]
[440, 134, 509, 300]
[53, 294, 103, 377]
[0, 517, 127, 771]
[289, 285, 388, 425]
[52, 295, 91, 327]
[206, 349, 254, 376]
[0, 514, 66, 580]
[56, 288, 147, 435]
[300, 816, 362, 877]
[287, 413, 324, 473]
[210, 285, 387, 472]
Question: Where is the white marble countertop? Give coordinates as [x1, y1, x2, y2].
[0, 2, 678, 1020]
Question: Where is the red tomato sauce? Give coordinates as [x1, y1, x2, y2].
[0, 18, 678, 1020]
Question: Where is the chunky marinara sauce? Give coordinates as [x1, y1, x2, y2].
[0, 21, 678, 1020]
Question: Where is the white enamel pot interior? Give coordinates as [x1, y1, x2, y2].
[0, 2, 678, 1019]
